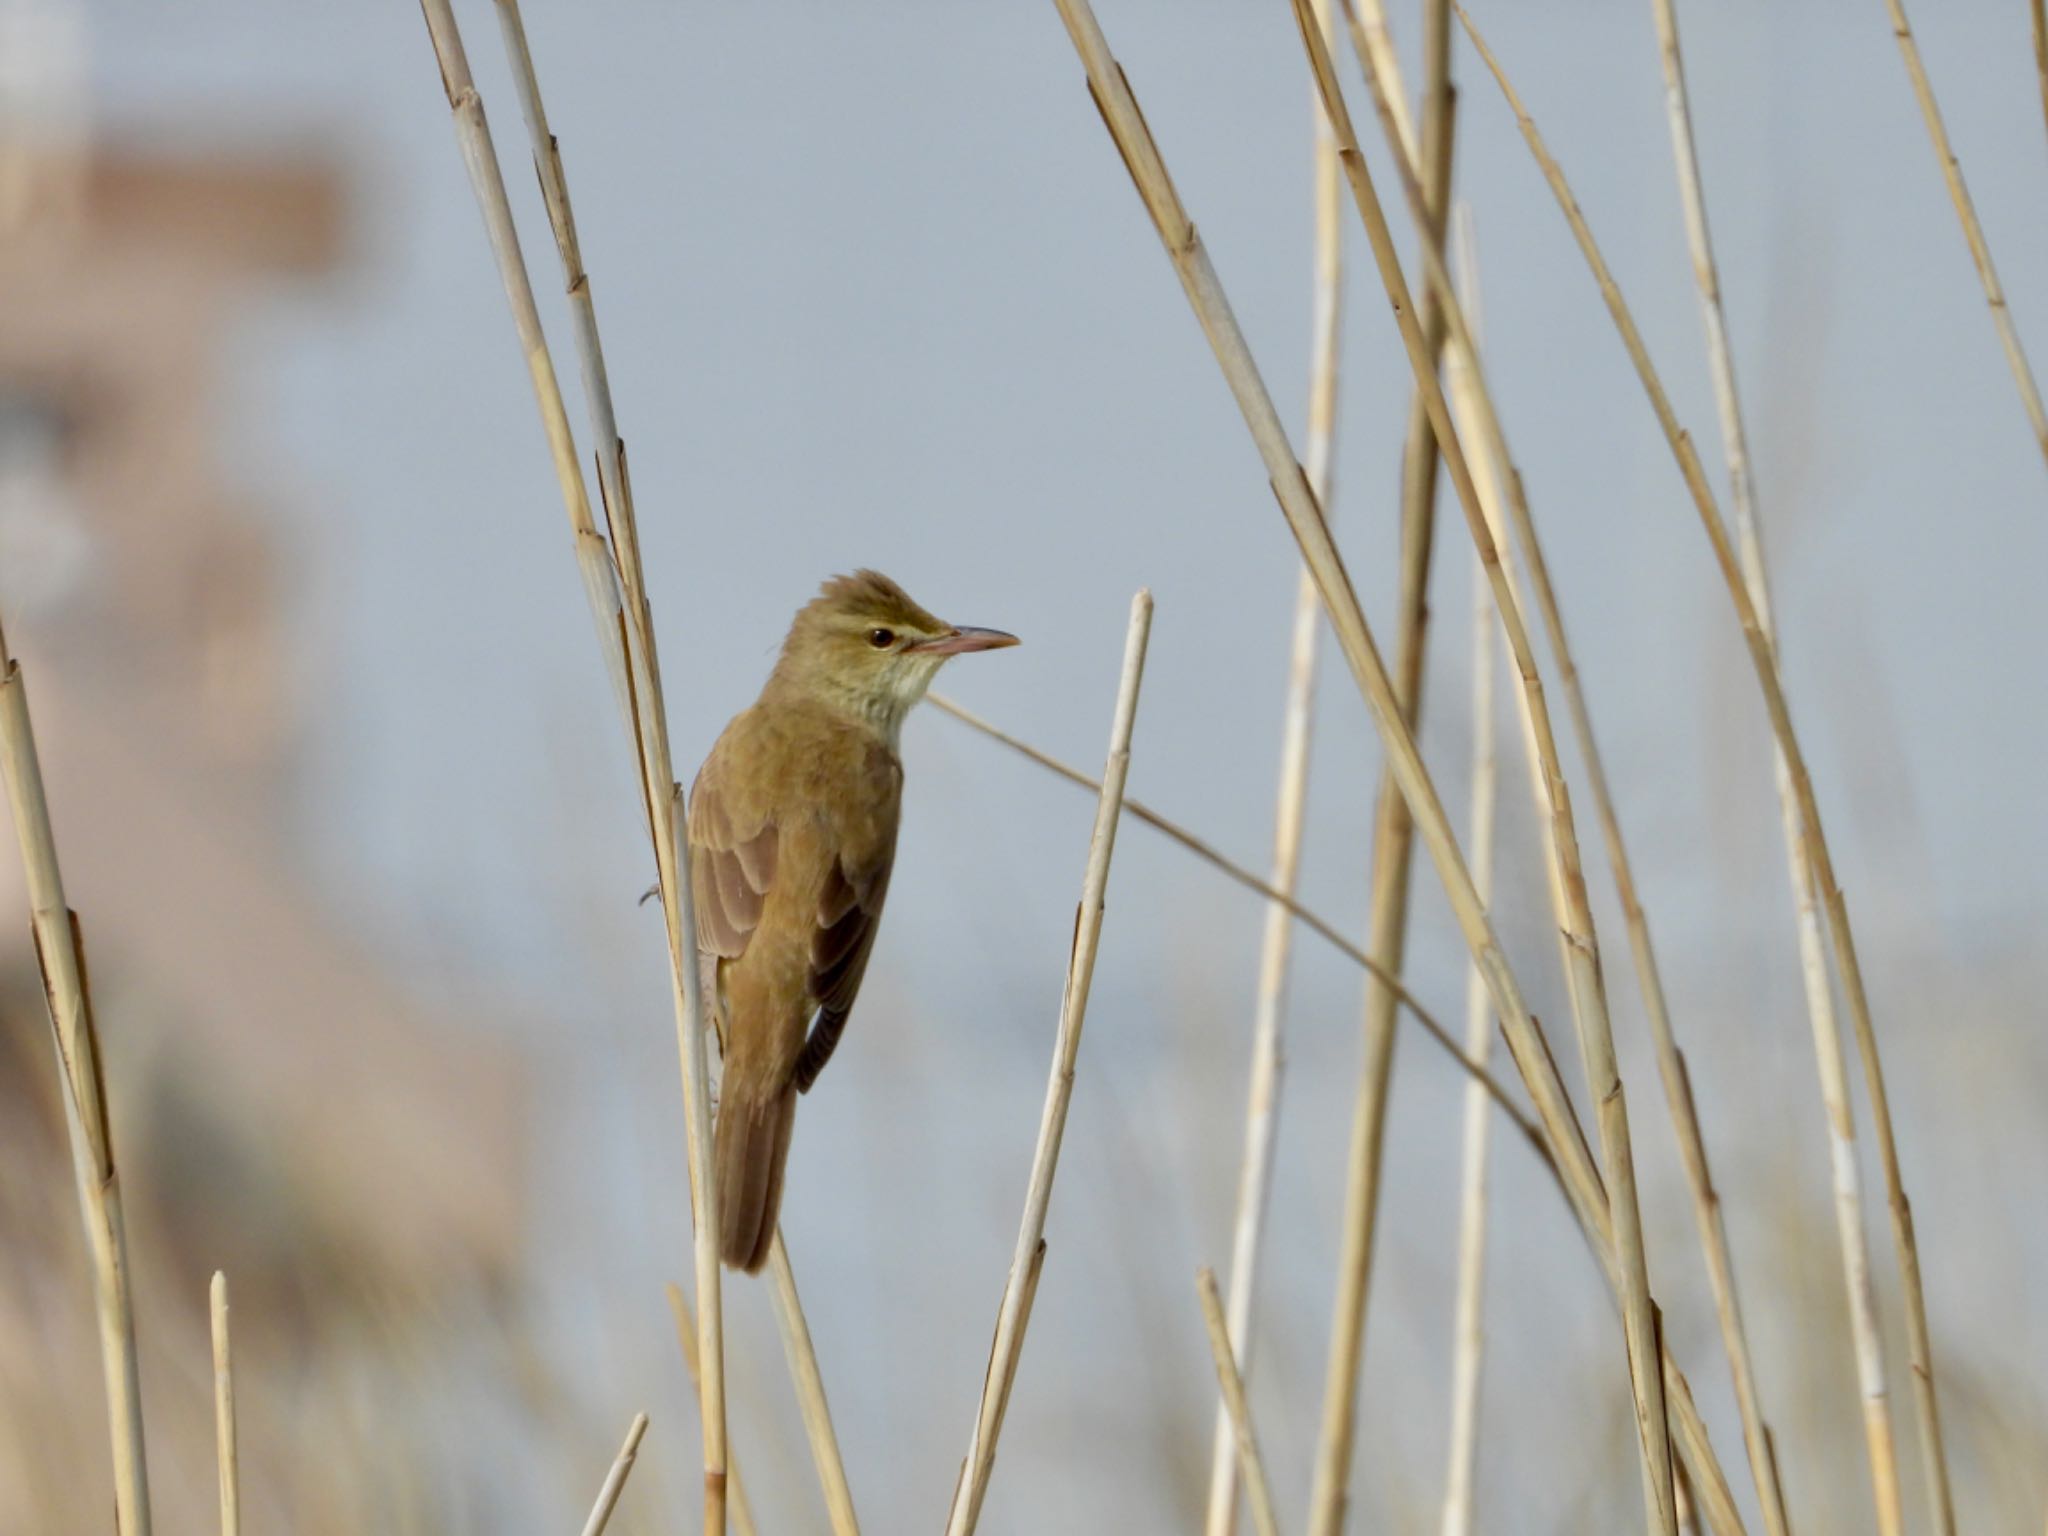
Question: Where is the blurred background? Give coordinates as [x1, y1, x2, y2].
[3, 0, 2045, 1530]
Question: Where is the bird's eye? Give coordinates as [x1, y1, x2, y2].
[867, 628, 896, 649]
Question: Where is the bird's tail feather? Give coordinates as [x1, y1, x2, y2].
[714, 1074, 795, 1273]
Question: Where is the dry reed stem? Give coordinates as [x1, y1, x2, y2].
[424, 9, 861, 1530]
[926, 693, 1545, 1149]
[1307, 4, 1457, 1528]
[1641, 5, 1840, 1531]
[0, 614, 152, 1536]
[1336, 8, 1790, 1528]
[1201, 0, 1344, 1527]
[1195, 1269, 1282, 1536]
[210, 1272, 239, 1536]
[1437, 207, 1496, 1536]
[2035, 0, 2048, 152]
[942, 1242, 1049, 1524]
[579, 1413, 649, 1536]
[1435, 198, 1773, 1536]
[1340, 0, 1575, 1030]
[1041, 3, 1740, 1525]
[1294, 10, 1675, 1529]
[446, 7, 736, 1528]
[1348, 0, 1418, 164]
[1882, 0, 2048, 472]
[762, 1236, 858, 1535]
[665, 1285, 759, 1536]
[943, 592, 1153, 1536]
[1677, 1465, 1702, 1536]
[1868, 14, 1980, 1526]
[1456, 6, 1951, 1531]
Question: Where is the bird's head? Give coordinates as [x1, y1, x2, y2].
[772, 570, 1017, 737]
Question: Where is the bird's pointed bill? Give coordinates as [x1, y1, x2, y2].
[909, 626, 1019, 656]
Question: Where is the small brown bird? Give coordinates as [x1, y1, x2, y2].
[688, 571, 1017, 1271]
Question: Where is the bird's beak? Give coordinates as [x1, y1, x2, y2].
[908, 625, 1019, 656]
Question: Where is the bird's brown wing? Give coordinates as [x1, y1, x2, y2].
[687, 751, 779, 964]
[793, 847, 893, 1092]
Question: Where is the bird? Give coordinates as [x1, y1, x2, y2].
[687, 570, 1018, 1271]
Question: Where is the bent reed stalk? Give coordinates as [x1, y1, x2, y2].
[1455, 5, 1952, 1529]
[926, 692, 1547, 1153]
[1329, 4, 1796, 1527]
[1040, 1, 1744, 1526]
[1290, 8, 1676, 1528]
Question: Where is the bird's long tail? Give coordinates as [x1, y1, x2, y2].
[713, 1071, 796, 1273]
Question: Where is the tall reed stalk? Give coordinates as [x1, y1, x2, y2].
[1642, 4, 1868, 1530]
[1289, 11, 1676, 1528]
[1456, 4, 1954, 1527]
[943, 592, 1153, 1536]
[1436, 206, 1497, 1536]
[1040, 2, 1744, 1526]
[0, 612, 152, 1536]
[1201, 0, 1343, 1528]
[1881, 0, 2048, 473]
[1307, 3, 1459, 1528]
[1328, 7, 1796, 1527]
[666, 1285, 759, 1536]
[412, 8, 728, 1526]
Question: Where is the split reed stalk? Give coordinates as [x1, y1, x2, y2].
[943, 592, 1153, 1536]
[0, 613, 152, 1536]
[1195, 1268, 1282, 1536]
[1437, 208, 1496, 1536]
[1457, 6, 1953, 1530]
[1201, 0, 1344, 1527]
[1290, 10, 1675, 1529]
[666, 1285, 759, 1536]
[1307, 2, 1458, 1528]
[412, 8, 727, 1527]
[1040, 3, 1742, 1526]
[1881, 0, 2048, 472]
[579, 1413, 649, 1536]
[211, 1272, 240, 1536]
[926, 693, 1545, 1148]
[1336, 8, 1795, 1529]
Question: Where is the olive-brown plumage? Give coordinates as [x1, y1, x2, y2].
[688, 571, 1016, 1271]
